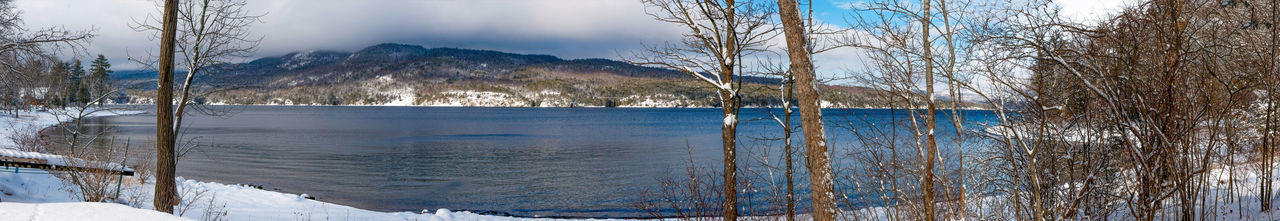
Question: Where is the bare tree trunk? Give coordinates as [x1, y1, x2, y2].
[777, 0, 836, 220]
[721, 89, 739, 221]
[153, 0, 180, 214]
[919, 0, 939, 220]
[1266, 79, 1275, 211]
[784, 77, 796, 221]
[1264, 0, 1279, 211]
[937, 0, 965, 217]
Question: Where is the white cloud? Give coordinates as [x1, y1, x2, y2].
[833, 1, 860, 10]
[15, 0, 686, 69]
[1056, 0, 1139, 23]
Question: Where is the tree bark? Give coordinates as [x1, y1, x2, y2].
[721, 93, 739, 221]
[776, 0, 837, 220]
[721, 1, 740, 220]
[920, 0, 939, 220]
[153, 0, 180, 214]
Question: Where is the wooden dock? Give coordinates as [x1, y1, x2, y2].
[0, 152, 134, 176]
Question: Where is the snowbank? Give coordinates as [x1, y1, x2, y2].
[132, 178, 619, 221]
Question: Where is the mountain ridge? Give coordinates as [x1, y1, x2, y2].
[114, 43, 895, 108]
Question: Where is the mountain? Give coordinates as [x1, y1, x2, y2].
[115, 43, 893, 108]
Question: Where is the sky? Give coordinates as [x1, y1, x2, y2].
[15, 0, 1131, 78]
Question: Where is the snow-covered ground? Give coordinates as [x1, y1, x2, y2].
[0, 202, 189, 221]
[0, 108, 623, 221]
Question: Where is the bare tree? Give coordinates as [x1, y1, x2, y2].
[132, 0, 263, 140]
[960, 0, 1280, 220]
[752, 61, 799, 221]
[46, 93, 135, 203]
[777, 71, 797, 221]
[845, 0, 973, 219]
[1259, 0, 1280, 211]
[131, 0, 262, 213]
[627, 0, 776, 219]
[775, 0, 837, 220]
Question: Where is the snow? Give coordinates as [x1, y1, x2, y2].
[375, 74, 395, 83]
[0, 202, 189, 221]
[618, 94, 698, 108]
[0, 164, 79, 203]
[278, 50, 327, 70]
[724, 113, 736, 126]
[0, 148, 133, 175]
[123, 178, 582, 220]
[422, 90, 529, 107]
[363, 76, 417, 106]
[0, 109, 137, 173]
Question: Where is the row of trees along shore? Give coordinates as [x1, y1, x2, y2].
[7, 0, 1280, 220]
[0, 0, 109, 115]
[2, 54, 115, 113]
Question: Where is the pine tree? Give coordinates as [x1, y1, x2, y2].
[67, 60, 87, 105]
[48, 61, 70, 107]
[89, 54, 113, 105]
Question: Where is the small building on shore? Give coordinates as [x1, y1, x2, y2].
[19, 87, 48, 107]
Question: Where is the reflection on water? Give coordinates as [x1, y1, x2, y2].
[78, 106, 994, 218]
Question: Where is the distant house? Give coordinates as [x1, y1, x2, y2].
[19, 87, 48, 106]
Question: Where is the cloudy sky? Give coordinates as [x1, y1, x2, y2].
[15, 0, 1131, 74]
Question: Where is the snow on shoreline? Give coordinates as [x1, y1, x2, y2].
[0, 202, 187, 221]
[0, 108, 624, 221]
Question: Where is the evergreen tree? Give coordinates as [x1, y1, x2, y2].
[62, 61, 75, 105]
[48, 61, 70, 107]
[89, 54, 113, 105]
[66, 60, 87, 105]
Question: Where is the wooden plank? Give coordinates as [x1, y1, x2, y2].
[0, 155, 46, 165]
[0, 160, 134, 176]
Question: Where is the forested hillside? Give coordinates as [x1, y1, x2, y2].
[112, 43, 912, 108]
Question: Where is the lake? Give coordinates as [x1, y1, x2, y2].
[79, 106, 994, 218]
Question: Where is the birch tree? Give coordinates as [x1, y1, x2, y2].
[627, 0, 775, 219]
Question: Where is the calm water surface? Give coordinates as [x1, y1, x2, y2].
[82, 106, 994, 218]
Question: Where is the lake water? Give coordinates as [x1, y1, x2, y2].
[80, 106, 994, 218]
